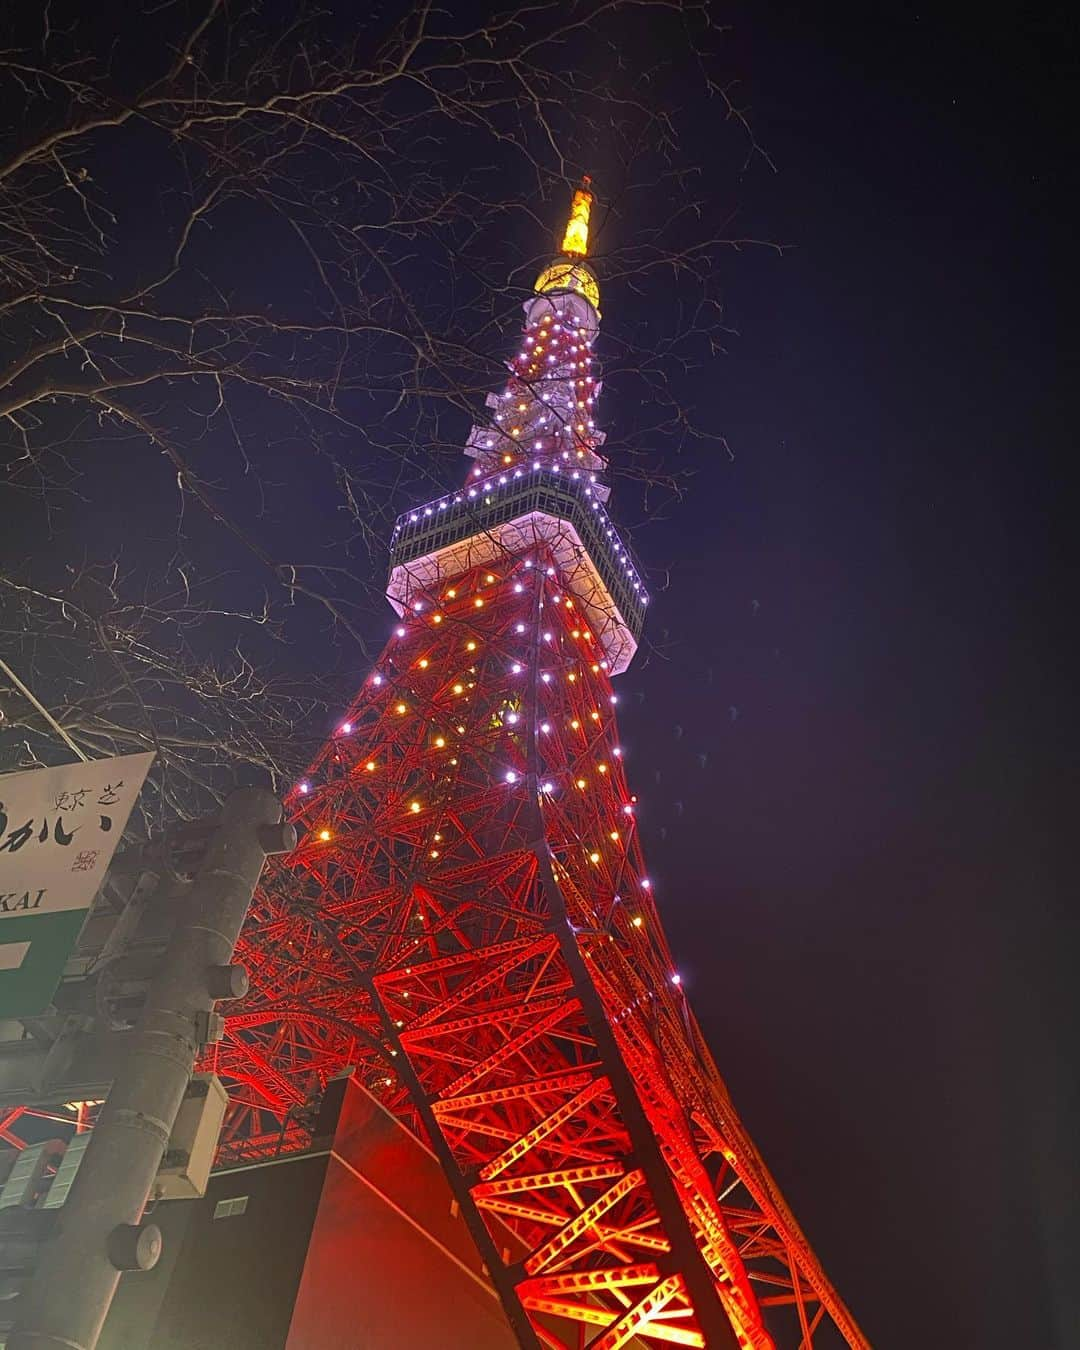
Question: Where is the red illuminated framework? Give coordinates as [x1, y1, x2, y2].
[2, 183, 868, 1349]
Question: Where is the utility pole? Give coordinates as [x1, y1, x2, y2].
[6, 787, 294, 1350]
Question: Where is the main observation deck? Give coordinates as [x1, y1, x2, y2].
[387, 464, 648, 675]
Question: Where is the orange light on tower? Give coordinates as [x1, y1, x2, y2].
[561, 176, 592, 257]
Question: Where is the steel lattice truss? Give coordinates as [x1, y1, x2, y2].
[204, 189, 867, 1346]
[0, 189, 869, 1348]
[207, 545, 868, 1349]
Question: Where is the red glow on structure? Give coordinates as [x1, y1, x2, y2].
[204, 187, 868, 1350]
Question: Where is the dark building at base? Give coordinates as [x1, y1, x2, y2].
[100, 1078, 519, 1350]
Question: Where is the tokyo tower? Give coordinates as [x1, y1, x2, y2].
[214, 182, 869, 1350]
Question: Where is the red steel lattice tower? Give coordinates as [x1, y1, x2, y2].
[212, 183, 869, 1350]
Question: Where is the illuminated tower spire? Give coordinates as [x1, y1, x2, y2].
[216, 182, 868, 1350]
[465, 176, 606, 486]
[560, 174, 593, 256]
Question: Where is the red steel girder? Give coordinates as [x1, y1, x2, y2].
[202, 547, 867, 1349]
[0, 220, 868, 1348]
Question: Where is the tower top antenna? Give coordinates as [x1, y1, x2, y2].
[560, 176, 593, 258]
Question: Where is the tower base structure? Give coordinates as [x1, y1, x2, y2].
[98, 1076, 522, 1350]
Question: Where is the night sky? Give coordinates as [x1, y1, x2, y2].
[616, 6, 1074, 1346]
[3, 3, 1074, 1345]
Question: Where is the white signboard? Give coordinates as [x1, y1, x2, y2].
[0, 751, 154, 1017]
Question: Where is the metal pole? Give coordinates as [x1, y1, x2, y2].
[8, 787, 293, 1350]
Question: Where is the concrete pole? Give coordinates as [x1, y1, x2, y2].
[9, 788, 294, 1350]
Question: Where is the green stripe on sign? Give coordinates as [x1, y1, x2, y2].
[0, 909, 89, 1019]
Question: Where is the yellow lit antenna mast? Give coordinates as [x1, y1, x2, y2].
[560, 175, 592, 257]
[534, 177, 600, 312]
